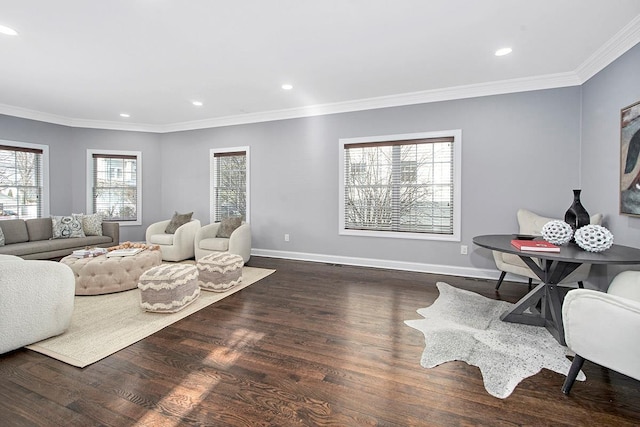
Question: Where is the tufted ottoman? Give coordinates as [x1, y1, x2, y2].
[138, 264, 200, 313]
[61, 249, 162, 295]
[197, 252, 243, 292]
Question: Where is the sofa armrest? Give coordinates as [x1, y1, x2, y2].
[102, 221, 119, 245]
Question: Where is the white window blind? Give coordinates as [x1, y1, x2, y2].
[91, 153, 139, 222]
[211, 150, 247, 221]
[0, 144, 44, 219]
[342, 136, 456, 236]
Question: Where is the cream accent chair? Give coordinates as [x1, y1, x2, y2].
[0, 254, 75, 354]
[194, 222, 251, 263]
[561, 270, 640, 394]
[146, 219, 201, 261]
[493, 209, 603, 290]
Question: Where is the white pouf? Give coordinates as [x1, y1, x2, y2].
[138, 264, 200, 313]
[197, 252, 243, 292]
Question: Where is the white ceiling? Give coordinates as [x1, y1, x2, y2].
[1, 1, 640, 133]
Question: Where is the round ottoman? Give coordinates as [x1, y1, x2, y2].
[138, 264, 200, 313]
[197, 252, 243, 292]
[61, 249, 162, 295]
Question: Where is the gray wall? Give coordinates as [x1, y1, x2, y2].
[581, 42, 640, 287]
[159, 87, 582, 275]
[2, 41, 639, 284]
[0, 115, 162, 242]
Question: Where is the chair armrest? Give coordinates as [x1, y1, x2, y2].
[229, 223, 251, 262]
[145, 220, 171, 242]
[195, 222, 222, 247]
[173, 219, 201, 249]
[562, 289, 640, 381]
[102, 221, 119, 245]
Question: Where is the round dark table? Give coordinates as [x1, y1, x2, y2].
[473, 234, 640, 345]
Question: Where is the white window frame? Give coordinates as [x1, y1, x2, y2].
[0, 139, 50, 218]
[210, 146, 251, 223]
[86, 149, 142, 226]
[339, 130, 461, 241]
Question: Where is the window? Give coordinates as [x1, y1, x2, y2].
[339, 130, 461, 241]
[210, 147, 250, 222]
[0, 140, 49, 220]
[86, 150, 142, 225]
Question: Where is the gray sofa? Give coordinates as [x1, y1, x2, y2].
[0, 218, 119, 260]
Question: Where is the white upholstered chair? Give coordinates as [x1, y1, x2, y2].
[146, 219, 201, 261]
[194, 222, 251, 263]
[0, 254, 75, 354]
[492, 209, 603, 290]
[561, 270, 640, 394]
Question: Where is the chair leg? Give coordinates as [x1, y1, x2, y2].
[562, 354, 586, 395]
[528, 278, 533, 291]
[578, 281, 584, 289]
[495, 271, 507, 290]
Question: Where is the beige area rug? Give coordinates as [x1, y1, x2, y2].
[27, 266, 275, 368]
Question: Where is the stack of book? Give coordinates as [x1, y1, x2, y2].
[106, 248, 143, 257]
[70, 248, 108, 258]
[510, 239, 560, 252]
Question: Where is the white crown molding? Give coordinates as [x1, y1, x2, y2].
[250, 248, 525, 283]
[575, 14, 640, 83]
[5, 15, 640, 135]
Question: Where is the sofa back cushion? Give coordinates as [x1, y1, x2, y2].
[0, 219, 29, 244]
[26, 218, 53, 241]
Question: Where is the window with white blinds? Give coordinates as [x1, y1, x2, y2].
[210, 147, 250, 222]
[0, 141, 48, 220]
[87, 150, 142, 224]
[339, 131, 461, 241]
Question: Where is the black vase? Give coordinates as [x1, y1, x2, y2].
[564, 189, 590, 233]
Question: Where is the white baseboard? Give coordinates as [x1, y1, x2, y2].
[250, 248, 530, 283]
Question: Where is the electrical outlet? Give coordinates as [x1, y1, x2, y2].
[460, 245, 468, 255]
[284, 234, 290, 242]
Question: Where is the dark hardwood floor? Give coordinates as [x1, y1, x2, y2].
[1, 257, 638, 426]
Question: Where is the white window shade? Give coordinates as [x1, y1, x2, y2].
[211, 149, 248, 222]
[0, 143, 45, 220]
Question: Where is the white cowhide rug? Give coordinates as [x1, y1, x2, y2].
[404, 282, 584, 398]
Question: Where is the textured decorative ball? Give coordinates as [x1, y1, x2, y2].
[541, 220, 573, 245]
[574, 225, 614, 252]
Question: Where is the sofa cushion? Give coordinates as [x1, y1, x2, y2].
[0, 236, 113, 257]
[82, 213, 103, 236]
[52, 215, 86, 239]
[0, 219, 29, 244]
[216, 217, 242, 238]
[165, 211, 193, 234]
[199, 237, 229, 252]
[26, 218, 53, 241]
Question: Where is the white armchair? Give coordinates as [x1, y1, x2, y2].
[194, 222, 251, 263]
[561, 270, 640, 394]
[146, 219, 201, 261]
[0, 254, 75, 354]
[493, 209, 603, 290]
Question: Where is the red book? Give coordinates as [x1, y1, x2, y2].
[510, 239, 560, 252]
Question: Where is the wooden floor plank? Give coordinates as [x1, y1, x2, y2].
[0, 257, 638, 426]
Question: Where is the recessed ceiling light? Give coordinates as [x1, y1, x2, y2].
[0, 24, 18, 36]
[281, 84, 293, 90]
[495, 47, 512, 57]
[119, 113, 130, 118]
[192, 101, 203, 107]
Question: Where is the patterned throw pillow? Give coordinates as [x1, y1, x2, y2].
[216, 217, 242, 238]
[52, 215, 86, 239]
[0, 226, 4, 246]
[164, 211, 193, 234]
[82, 213, 103, 236]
